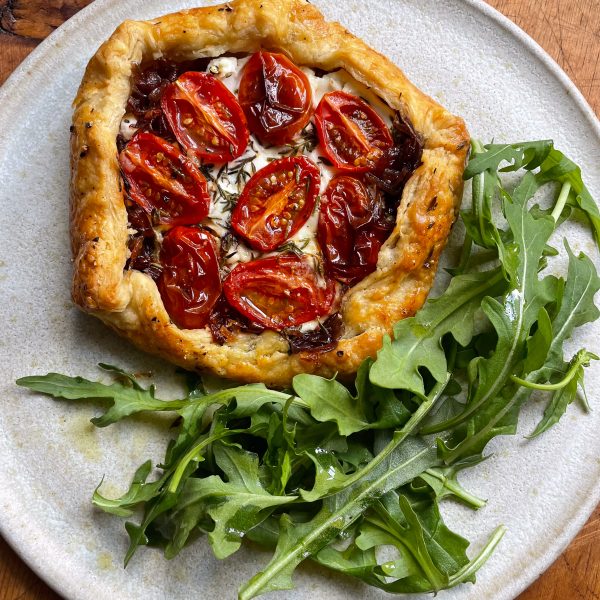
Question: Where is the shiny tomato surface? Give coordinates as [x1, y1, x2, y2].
[223, 254, 336, 330]
[231, 156, 320, 252]
[318, 175, 394, 285]
[314, 91, 393, 172]
[238, 51, 313, 145]
[161, 72, 248, 162]
[119, 132, 210, 226]
[157, 226, 221, 329]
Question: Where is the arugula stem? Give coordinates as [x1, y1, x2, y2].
[422, 468, 486, 509]
[511, 349, 597, 391]
[447, 525, 507, 587]
[332, 374, 451, 495]
[421, 272, 531, 435]
[239, 442, 437, 600]
[453, 232, 473, 274]
[551, 182, 572, 222]
[511, 364, 578, 391]
[471, 139, 487, 241]
[168, 429, 239, 493]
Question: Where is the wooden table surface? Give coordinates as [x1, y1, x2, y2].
[0, 0, 599, 598]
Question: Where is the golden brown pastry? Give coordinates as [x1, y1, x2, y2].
[70, 0, 469, 386]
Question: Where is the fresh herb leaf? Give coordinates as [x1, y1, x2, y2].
[16, 372, 185, 427]
[180, 444, 296, 559]
[370, 268, 506, 393]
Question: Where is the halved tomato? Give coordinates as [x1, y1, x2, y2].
[318, 175, 394, 285]
[119, 132, 210, 226]
[157, 226, 221, 329]
[314, 91, 393, 172]
[238, 50, 313, 145]
[161, 72, 248, 162]
[231, 156, 320, 252]
[223, 254, 336, 330]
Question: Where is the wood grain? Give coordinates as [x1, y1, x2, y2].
[0, 0, 90, 39]
[0, 1, 599, 599]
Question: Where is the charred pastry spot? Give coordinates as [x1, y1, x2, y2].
[85, 122, 93, 129]
[427, 196, 438, 212]
[92, 237, 99, 243]
[337, 350, 344, 357]
[80, 145, 89, 158]
[151, 316, 158, 322]
[69, 125, 75, 133]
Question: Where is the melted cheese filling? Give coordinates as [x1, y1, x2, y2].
[122, 55, 395, 332]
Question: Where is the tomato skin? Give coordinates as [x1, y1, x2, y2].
[318, 175, 394, 286]
[161, 72, 248, 163]
[157, 226, 222, 329]
[223, 254, 336, 330]
[314, 91, 393, 172]
[119, 132, 210, 226]
[231, 156, 320, 252]
[238, 51, 313, 146]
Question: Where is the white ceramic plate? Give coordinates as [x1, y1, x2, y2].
[1, 1, 599, 599]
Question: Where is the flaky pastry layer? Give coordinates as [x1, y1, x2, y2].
[70, 0, 469, 386]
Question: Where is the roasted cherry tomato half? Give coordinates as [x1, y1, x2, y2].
[119, 132, 210, 226]
[157, 226, 221, 329]
[223, 254, 336, 330]
[314, 91, 393, 172]
[318, 175, 394, 285]
[238, 50, 313, 146]
[161, 72, 248, 163]
[231, 156, 320, 252]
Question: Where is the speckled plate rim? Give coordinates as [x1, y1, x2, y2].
[0, 1, 599, 599]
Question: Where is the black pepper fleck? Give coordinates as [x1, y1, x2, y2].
[337, 350, 344, 357]
[80, 145, 89, 158]
[85, 122, 93, 129]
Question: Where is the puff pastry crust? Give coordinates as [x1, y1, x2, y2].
[70, 0, 469, 386]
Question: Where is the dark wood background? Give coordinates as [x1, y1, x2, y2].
[0, 1, 598, 598]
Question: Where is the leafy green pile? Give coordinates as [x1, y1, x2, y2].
[17, 140, 600, 598]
